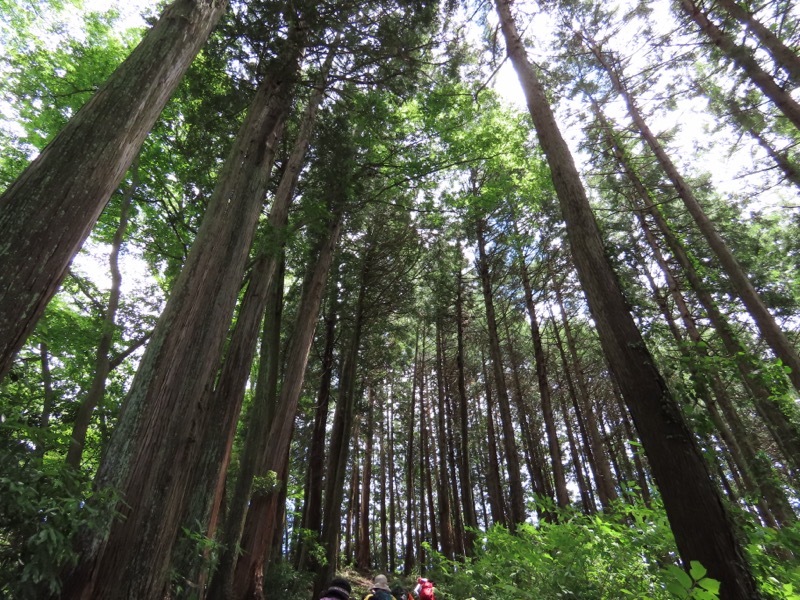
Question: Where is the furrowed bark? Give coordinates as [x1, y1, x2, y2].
[0, 0, 228, 380]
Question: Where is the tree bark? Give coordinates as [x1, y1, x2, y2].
[356, 387, 376, 570]
[315, 239, 370, 594]
[229, 205, 345, 600]
[517, 254, 569, 510]
[0, 0, 228, 380]
[296, 267, 340, 571]
[496, 1, 760, 596]
[434, 320, 455, 559]
[481, 352, 507, 528]
[60, 23, 303, 598]
[554, 285, 618, 508]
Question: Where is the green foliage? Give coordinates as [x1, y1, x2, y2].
[0, 425, 117, 598]
[427, 501, 800, 600]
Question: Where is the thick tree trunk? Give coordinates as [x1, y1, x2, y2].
[0, 0, 227, 380]
[590, 42, 800, 391]
[60, 23, 302, 599]
[496, 2, 760, 597]
[67, 164, 136, 468]
[474, 216, 527, 526]
[678, 0, 800, 129]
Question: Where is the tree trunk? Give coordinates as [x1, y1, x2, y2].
[554, 285, 618, 508]
[356, 387, 376, 570]
[712, 0, 800, 84]
[678, 0, 800, 129]
[594, 99, 800, 474]
[434, 319, 455, 559]
[496, 2, 760, 596]
[517, 255, 569, 510]
[315, 240, 370, 594]
[61, 21, 303, 599]
[454, 266, 478, 551]
[297, 268, 340, 571]
[0, 0, 227, 380]
[589, 42, 800, 391]
[474, 215, 526, 526]
[67, 163, 136, 468]
[402, 330, 419, 576]
[481, 352, 507, 528]
[558, 388, 594, 513]
[229, 206, 345, 600]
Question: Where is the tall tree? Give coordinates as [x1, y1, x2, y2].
[0, 0, 228, 380]
[59, 12, 307, 596]
[494, 1, 761, 596]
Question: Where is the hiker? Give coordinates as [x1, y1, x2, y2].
[320, 577, 352, 600]
[363, 574, 394, 600]
[391, 581, 413, 600]
[414, 577, 435, 600]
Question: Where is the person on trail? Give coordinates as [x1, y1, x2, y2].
[414, 577, 435, 600]
[321, 577, 352, 600]
[363, 574, 394, 600]
[391, 582, 413, 600]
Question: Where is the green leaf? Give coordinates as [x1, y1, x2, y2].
[697, 578, 720, 594]
[689, 561, 707, 581]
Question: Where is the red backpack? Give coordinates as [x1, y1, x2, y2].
[418, 579, 434, 600]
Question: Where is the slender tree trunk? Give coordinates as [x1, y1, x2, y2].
[229, 207, 345, 600]
[37, 342, 54, 458]
[677, 0, 800, 129]
[0, 0, 227, 380]
[716, 91, 800, 187]
[389, 393, 398, 572]
[474, 215, 526, 526]
[712, 0, 800, 84]
[454, 267, 478, 551]
[315, 241, 370, 594]
[481, 352, 507, 528]
[589, 43, 800, 391]
[356, 387, 376, 570]
[558, 389, 594, 513]
[594, 100, 800, 474]
[554, 285, 618, 507]
[403, 331, 419, 576]
[379, 397, 389, 570]
[517, 255, 568, 510]
[297, 267, 340, 571]
[61, 22, 304, 599]
[434, 319, 455, 559]
[496, 2, 760, 596]
[67, 164, 136, 468]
